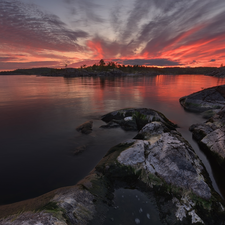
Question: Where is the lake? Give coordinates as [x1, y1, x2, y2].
[0, 74, 225, 205]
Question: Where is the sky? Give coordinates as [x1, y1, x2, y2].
[1, 0, 225, 70]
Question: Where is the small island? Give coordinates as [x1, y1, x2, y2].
[0, 59, 221, 77]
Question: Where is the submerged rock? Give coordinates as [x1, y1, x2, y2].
[73, 145, 87, 155]
[76, 120, 93, 134]
[1, 109, 225, 225]
[179, 85, 225, 115]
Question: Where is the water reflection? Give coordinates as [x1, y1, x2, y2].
[0, 74, 225, 204]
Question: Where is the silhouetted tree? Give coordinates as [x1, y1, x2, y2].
[106, 61, 117, 69]
[99, 59, 105, 67]
[92, 63, 97, 70]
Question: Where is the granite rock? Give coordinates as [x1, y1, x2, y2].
[1, 109, 225, 225]
[179, 85, 225, 114]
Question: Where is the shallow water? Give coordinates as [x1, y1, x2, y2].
[0, 74, 225, 205]
[105, 189, 163, 225]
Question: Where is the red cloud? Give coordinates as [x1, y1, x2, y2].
[87, 40, 104, 59]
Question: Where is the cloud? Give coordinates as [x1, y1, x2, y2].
[86, 36, 135, 59]
[63, 0, 104, 24]
[0, 56, 20, 62]
[122, 58, 182, 66]
[84, 0, 225, 66]
[68, 59, 100, 68]
[1, 0, 225, 69]
[139, 0, 225, 57]
[0, 0, 88, 52]
[106, 0, 225, 63]
[0, 61, 60, 71]
[209, 59, 216, 62]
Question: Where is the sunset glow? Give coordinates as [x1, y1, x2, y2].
[1, 0, 225, 70]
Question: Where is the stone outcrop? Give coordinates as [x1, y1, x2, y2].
[1, 109, 225, 225]
[101, 108, 176, 131]
[179, 85, 225, 117]
[190, 106, 225, 169]
[180, 85, 225, 170]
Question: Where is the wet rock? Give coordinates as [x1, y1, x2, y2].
[76, 120, 93, 134]
[179, 85, 225, 113]
[100, 121, 120, 128]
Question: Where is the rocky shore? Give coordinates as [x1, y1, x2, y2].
[0, 66, 217, 77]
[206, 67, 225, 78]
[190, 107, 225, 169]
[1, 108, 225, 225]
[50, 68, 160, 77]
[180, 85, 225, 171]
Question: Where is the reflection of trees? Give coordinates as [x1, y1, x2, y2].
[100, 78, 105, 89]
[63, 77, 73, 85]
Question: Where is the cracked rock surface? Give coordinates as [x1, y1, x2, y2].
[118, 122, 211, 199]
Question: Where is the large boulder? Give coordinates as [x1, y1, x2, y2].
[179, 85, 225, 116]
[1, 109, 225, 225]
[96, 121, 225, 224]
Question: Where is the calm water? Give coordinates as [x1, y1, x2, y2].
[105, 189, 162, 225]
[0, 74, 225, 205]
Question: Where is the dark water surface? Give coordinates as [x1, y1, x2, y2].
[0, 74, 225, 205]
[105, 189, 163, 225]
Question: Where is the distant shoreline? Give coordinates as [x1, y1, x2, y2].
[0, 66, 221, 77]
